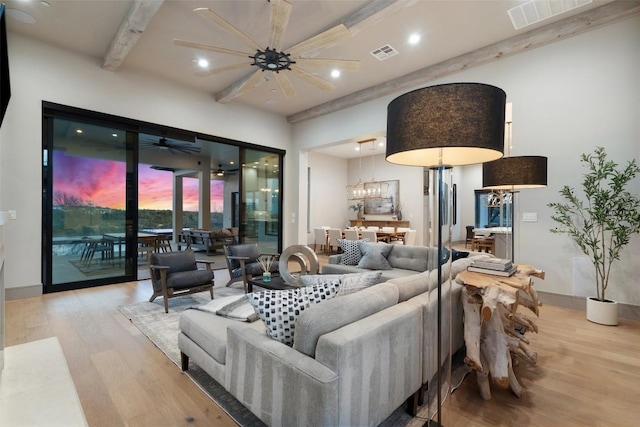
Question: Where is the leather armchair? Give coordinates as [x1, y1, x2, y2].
[148, 250, 215, 313]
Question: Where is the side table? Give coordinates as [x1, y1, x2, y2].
[456, 265, 545, 400]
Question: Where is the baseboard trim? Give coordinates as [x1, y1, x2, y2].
[5, 284, 42, 300]
[538, 291, 640, 321]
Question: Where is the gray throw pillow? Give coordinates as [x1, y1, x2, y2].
[357, 242, 393, 270]
[338, 238, 369, 265]
[300, 271, 383, 296]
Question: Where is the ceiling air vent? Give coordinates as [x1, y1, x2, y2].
[370, 44, 398, 61]
[508, 0, 593, 30]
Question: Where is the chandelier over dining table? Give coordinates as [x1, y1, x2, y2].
[346, 138, 389, 200]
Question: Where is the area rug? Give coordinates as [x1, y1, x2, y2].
[118, 289, 471, 427]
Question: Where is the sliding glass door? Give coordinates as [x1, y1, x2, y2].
[242, 148, 281, 254]
[42, 103, 284, 293]
[44, 116, 136, 291]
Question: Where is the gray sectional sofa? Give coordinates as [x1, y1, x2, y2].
[322, 244, 441, 281]
[177, 249, 487, 426]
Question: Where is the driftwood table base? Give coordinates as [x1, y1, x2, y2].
[456, 265, 544, 400]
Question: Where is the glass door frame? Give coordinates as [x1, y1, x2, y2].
[42, 103, 139, 293]
[42, 102, 285, 293]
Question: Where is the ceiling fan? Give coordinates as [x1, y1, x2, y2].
[140, 137, 201, 155]
[212, 164, 239, 177]
[173, 0, 360, 100]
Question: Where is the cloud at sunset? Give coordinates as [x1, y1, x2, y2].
[53, 151, 224, 211]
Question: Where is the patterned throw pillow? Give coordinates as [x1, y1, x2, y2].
[338, 238, 369, 265]
[357, 242, 393, 270]
[300, 271, 383, 296]
[247, 280, 340, 346]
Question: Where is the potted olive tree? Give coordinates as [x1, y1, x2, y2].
[548, 147, 640, 325]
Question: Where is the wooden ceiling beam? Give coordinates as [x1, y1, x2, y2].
[103, 0, 165, 71]
[287, 0, 640, 124]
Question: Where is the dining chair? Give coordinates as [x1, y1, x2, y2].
[313, 228, 327, 253]
[465, 225, 475, 249]
[82, 237, 115, 267]
[394, 226, 411, 244]
[403, 230, 417, 246]
[360, 229, 377, 243]
[327, 228, 343, 254]
[343, 228, 359, 240]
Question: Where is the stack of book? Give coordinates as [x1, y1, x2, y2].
[467, 258, 517, 277]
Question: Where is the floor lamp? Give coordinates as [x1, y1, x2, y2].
[483, 156, 548, 262]
[386, 83, 506, 426]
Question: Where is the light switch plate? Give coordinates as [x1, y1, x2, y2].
[522, 212, 537, 222]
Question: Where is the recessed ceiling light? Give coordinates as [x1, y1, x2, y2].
[75, 129, 83, 134]
[229, 161, 235, 165]
[331, 69, 340, 78]
[408, 33, 421, 45]
[355, 146, 360, 151]
[112, 133, 118, 137]
[197, 59, 209, 68]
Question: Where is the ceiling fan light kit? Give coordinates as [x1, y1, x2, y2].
[173, 0, 360, 100]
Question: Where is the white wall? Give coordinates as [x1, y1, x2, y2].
[306, 151, 348, 243]
[292, 16, 640, 306]
[0, 34, 293, 294]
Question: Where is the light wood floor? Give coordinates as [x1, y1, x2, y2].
[5, 258, 640, 427]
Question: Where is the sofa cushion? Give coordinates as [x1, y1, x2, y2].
[179, 308, 265, 365]
[338, 238, 368, 265]
[357, 242, 393, 270]
[386, 271, 431, 302]
[294, 282, 400, 357]
[300, 271, 383, 296]
[166, 269, 214, 289]
[247, 280, 341, 346]
[387, 245, 439, 272]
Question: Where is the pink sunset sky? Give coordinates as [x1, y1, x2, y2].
[53, 151, 223, 211]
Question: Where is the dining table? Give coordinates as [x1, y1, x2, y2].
[103, 232, 158, 258]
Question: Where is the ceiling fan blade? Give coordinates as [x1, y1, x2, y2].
[173, 39, 250, 57]
[269, 0, 292, 52]
[194, 8, 262, 52]
[194, 62, 252, 77]
[290, 65, 336, 92]
[294, 58, 360, 72]
[236, 69, 266, 97]
[274, 72, 296, 99]
[287, 24, 351, 58]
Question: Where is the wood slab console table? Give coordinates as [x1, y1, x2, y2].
[456, 265, 545, 400]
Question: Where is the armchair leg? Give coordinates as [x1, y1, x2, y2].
[209, 287, 214, 300]
[180, 352, 189, 371]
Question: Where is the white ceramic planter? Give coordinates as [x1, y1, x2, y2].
[586, 297, 618, 326]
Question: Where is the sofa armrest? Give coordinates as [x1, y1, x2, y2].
[315, 302, 423, 427]
[225, 324, 339, 427]
[327, 254, 342, 264]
